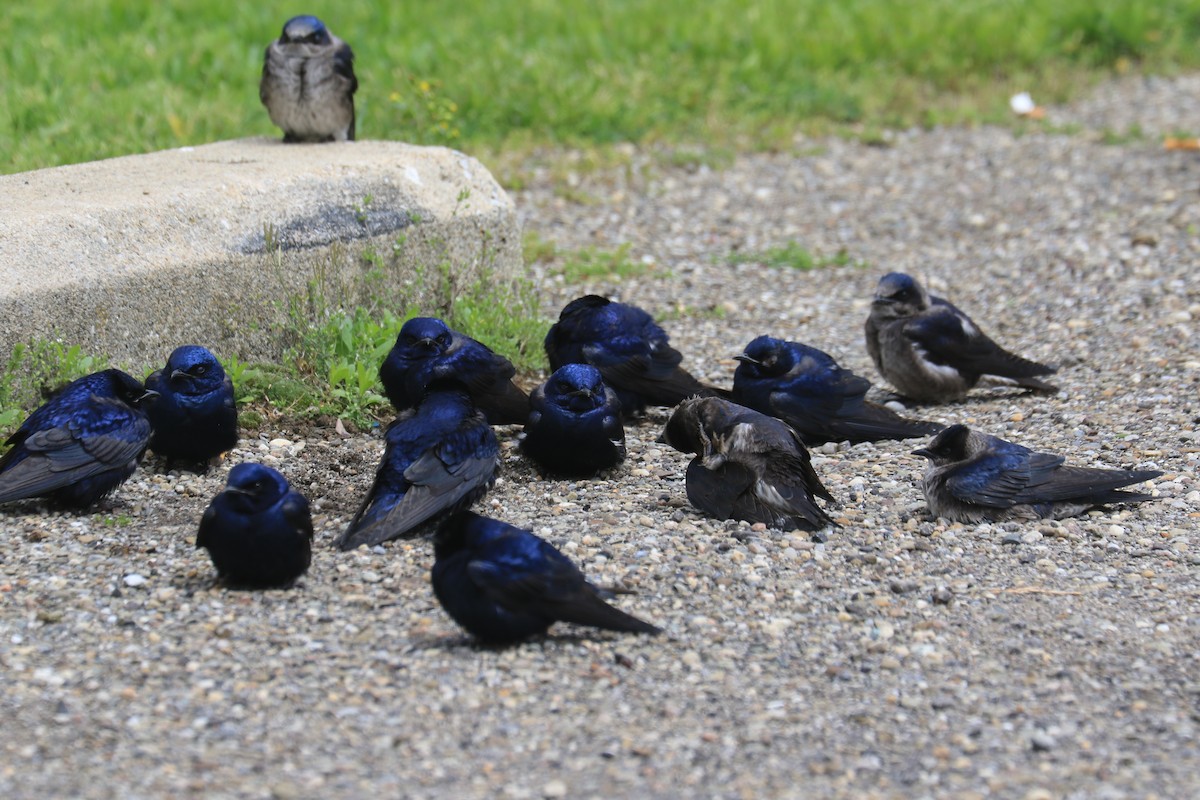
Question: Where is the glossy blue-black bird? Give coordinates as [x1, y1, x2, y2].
[337, 384, 499, 550]
[912, 424, 1161, 523]
[144, 345, 237, 470]
[732, 335, 942, 445]
[431, 511, 661, 644]
[260, 15, 357, 142]
[379, 316, 530, 426]
[865, 272, 1058, 403]
[545, 295, 725, 416]
[520, 363, 626, 477]
[660, 396, 837, 533]
[197, 463, 313, 588]
[0, 369, 154, 508]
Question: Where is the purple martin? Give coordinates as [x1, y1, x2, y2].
[337, 383, 499, 551]
[144, 345, 237, 471]
[520, 363, 626, 477]
[911, 424, 1161, 523]
[431, 511, 661, 645]
[379, 316, 530, 426]
[864, 272, 1058, 403]
[732, 335, 943, 445]
[197, 463, 313, 589]
[0, 369, 154, 509]
[260, 15, 357, 143]
[545, 294, 726, 416]
[660, 396, 837, 533]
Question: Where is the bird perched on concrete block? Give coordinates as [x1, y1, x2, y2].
[197, 463, 313, 588]
[732, 335, 943, 445]
[145, 345, 237, 471]
[660, 396, 837, 533]
[864, 272, 1058, 403]
[379, 317, 530, 426]
[337, 383, 499, 550]
[431, 511, 661, 645]
[911, 424, 1160, 523]
[545, 295, 725, 416]
[260, 15, 357, 143]
[0, 369, 154, 509]
[520, 363, 626, 477]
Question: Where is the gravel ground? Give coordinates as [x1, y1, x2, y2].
[3, 75, 1199, 799]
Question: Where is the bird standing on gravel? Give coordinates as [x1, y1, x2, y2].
[379, 316, 530, 426]
[660, 396, 837, 534]
[911, 424, 1160, 523]
[144, 345, 237, 471]
[431, 511, 661, 644]
[337, 383, 499, 550]
[260, 15, 357, 143]
[864, 272, 1058, 403]
[197, 463, 313, 588]
[732, 335, 943, 445]
[0, 369, 155, 509]
[520, 363, 626, 477]
[545, 294, 725, 416]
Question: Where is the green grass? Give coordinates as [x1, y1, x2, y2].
[4, 1, 1200, 173]
[727, 242, 864, 271]
[0, 342, 110, 431]
[554, 244, 651, 282]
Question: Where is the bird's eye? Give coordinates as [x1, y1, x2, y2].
[192, 365, 207, 376]
[437, 333, 451, 346]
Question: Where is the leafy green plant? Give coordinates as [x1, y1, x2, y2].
[0, 341, 109, 435]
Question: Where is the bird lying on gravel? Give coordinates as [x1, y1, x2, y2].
[431, 511, 661, 644]
[259, 15, 358, 143]
[864, 272, 1058, 403]
[144, 345, 237, 471]
[337, 382, 499, 550]
[911, 424, 1161, 523]
[520, 363, 626, 477]
[545, 294, 728, 416]
[379, 316, 530, 426]
[0, 369, 155, 508]
[198, 463, 313, 588]
[660, 396, 838, 534]
[732, 335, 943, 445]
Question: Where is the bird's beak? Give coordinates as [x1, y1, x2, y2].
[874, 295, 897, 305]
[567, 388, 595, 400]
[223, 485, 253, 497]
[733, 354, 757, 364]
[418, 338, 437, 348]
[910, 447, 932, 459]
[170, 369, 188, 381]
[138, 388, 161, 404]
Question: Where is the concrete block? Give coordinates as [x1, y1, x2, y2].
[0, 138, 521, 368]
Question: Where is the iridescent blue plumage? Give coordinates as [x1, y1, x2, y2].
[337, 385, 499, 550]
[545, 295, 723, 415]
[197, 463, 313, 588]
[521, 363, 626, 476]
[379, 317, 529, 425]
[0, 369, 154, 508]
[145, 345, 237, 469]
[431, 511, 661, 644]
[732, 335, 942, 445]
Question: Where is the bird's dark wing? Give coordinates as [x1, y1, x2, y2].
[281, 493, 315, 544]
[685, 457, 755, 519]
[943, 450, 1062, 509]
[333, 42, 357, 93]
[0, 402, 149, 503]
[467, 549, 658, 635]
[1013, 462, 1160, 505]
[582, 339, 707, 407]
[904, 308, 1056, 380]
[340, 443, 497, 548]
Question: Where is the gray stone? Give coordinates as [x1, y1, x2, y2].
[0, 138, 520, 368]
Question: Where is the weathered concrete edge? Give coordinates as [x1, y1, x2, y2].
[0, 138, 522, 370]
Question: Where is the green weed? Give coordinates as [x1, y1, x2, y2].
[555, 244, 650, 282]
[727, 242, 863, 271]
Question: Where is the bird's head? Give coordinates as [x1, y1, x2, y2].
[223, 463, 289, 512]
[872, 272, 930, 318]
[165, 345, 226, 392]
[546, 363, 606, 411]
[396, 317, 453, 357]
[911, 424, 973, 465]
[280, 15, 332, 46]
[106, 369, 159, 408]
[734, 335, 790, 378]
